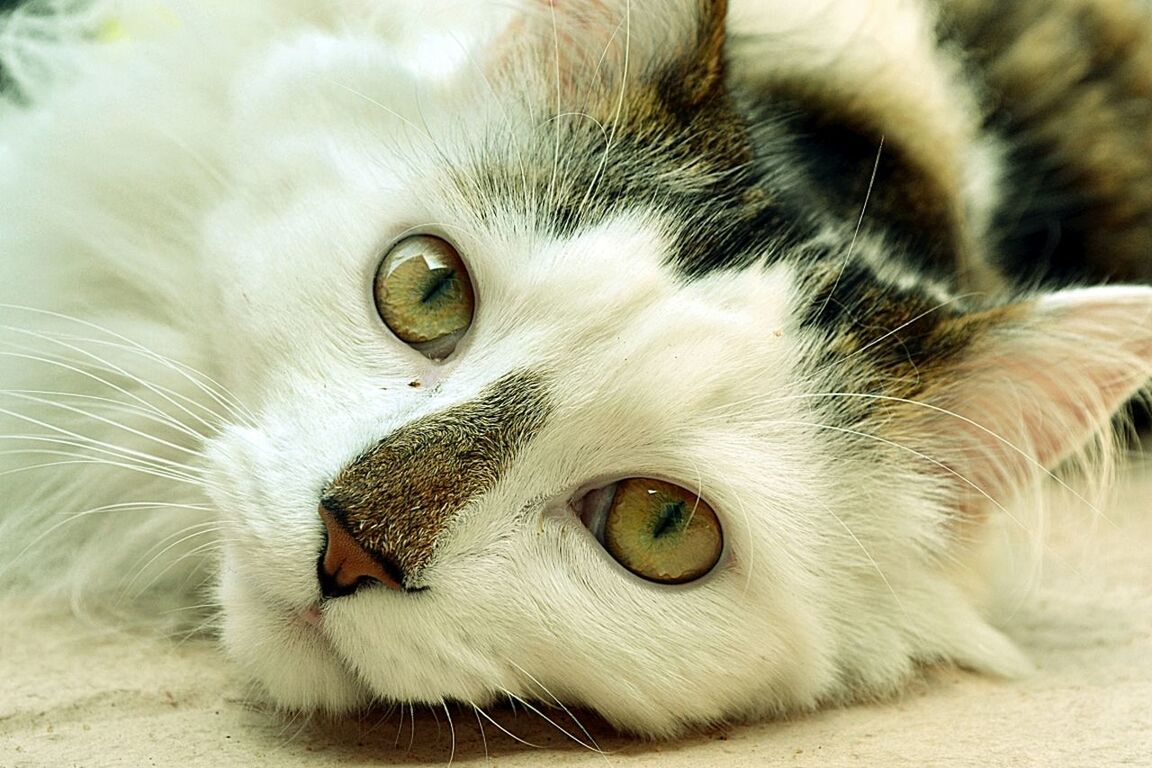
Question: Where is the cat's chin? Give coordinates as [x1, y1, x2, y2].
[218, 577, 371, 714]
[217, 565, 512, 718]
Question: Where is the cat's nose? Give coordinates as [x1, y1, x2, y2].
[317, 502, 405, 598]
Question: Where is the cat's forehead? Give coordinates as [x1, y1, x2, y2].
[222, 15, 794, 284]
[464, 212, 799, 344]
[443, 93, 781, 280]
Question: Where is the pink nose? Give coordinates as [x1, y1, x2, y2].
[317, 503, 404, 598]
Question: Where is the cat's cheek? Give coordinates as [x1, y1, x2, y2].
[320, 597, 509, 706]
[217, 565, 370, 713]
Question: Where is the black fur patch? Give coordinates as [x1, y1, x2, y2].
[459, 72, 813, 279]
[468, 0, 1152, 311]
[464, 46, 969, 289]
[776, 98, 961, 282]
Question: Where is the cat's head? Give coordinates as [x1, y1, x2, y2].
[199, 0, 1152, 734]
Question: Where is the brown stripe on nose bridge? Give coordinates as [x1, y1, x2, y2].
[321, 370, 550, 584]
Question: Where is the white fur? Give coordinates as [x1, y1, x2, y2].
[1, 0, 1150, 737]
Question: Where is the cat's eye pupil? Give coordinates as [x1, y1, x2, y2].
[651, 501, 685, 539]
[374, 235, 475, 359]
[422, 269, 456, 303]
[587, 478, 724, 585]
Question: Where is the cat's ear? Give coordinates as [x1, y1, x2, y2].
[489, 0, 729, 109]
[904, 286, 1152, 518]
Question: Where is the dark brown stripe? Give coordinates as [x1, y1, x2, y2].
[799, 259, 1008, 412]
[321, 370, 550, 586]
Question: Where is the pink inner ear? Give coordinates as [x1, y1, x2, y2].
[484, 0, 722, 103]
[915, 287, 1152, 516]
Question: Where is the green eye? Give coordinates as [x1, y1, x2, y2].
[374, 235, 475, 359]
[581, 478, 724, 584]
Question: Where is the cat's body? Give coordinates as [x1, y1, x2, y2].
[0, 0, 1150, 736]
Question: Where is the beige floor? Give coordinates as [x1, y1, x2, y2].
[2, 458, 1150, 768]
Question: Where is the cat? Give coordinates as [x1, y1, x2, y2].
[1, 0, 1150, 738]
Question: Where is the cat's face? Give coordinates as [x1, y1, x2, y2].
[197, 8, 855, 732]
[197, 0, 1152, 735]
[206, 214, 829, 730]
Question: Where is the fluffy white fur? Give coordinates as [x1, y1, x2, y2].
[1, 0, 1150, 737]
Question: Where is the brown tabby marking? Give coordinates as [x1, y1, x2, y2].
[322, 371, 550, 586]
[946, 0, 1152, 284]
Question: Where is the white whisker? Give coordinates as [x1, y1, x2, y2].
[501, 668, 601, 753]
[2, 390, 204, 457]
[810, 136, 885, 324]
[469, 703, 489, 761]
[119, 529, 223, 605]
[548, 0, 562, 212]
[706, 390, 1109, 518]
[0, 437, 203, 486]
[0, 305, 253, 424]
[0, 346, 226, 435]
[327, 80, 426, 134]
[394, 699, 406, 749]
[576, 0, 631, 220]
[773, 418, 1026, 529]
[2, 388, 208, 442]
[471, 702, 543, 749]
